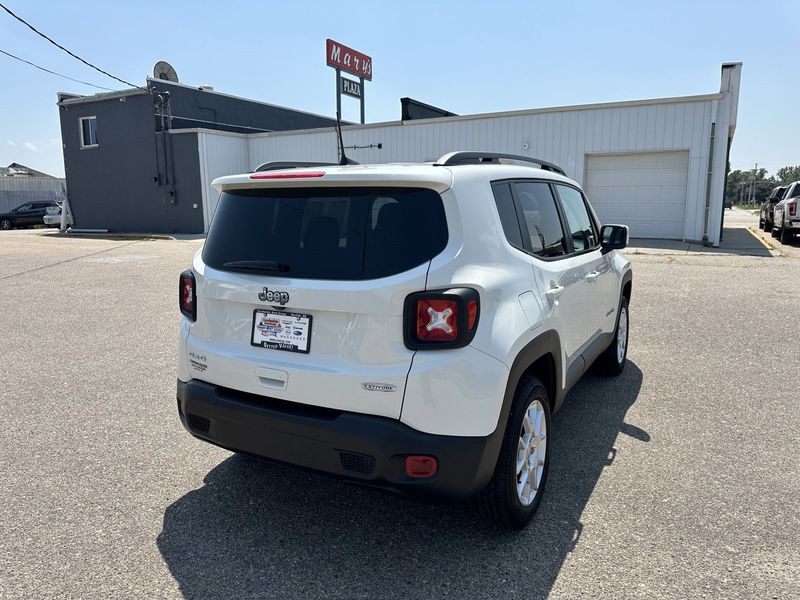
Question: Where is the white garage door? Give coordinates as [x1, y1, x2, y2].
[584, 151, 689, 239]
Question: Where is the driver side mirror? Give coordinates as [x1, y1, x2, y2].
[600, 224, 629, 252]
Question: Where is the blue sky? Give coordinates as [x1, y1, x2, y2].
[1, 0, 797, 178]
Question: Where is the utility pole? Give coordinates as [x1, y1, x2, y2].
[750, 162, 758, 205]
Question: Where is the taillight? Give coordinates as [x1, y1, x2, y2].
[416, 299, 458, 342]
[404, 288, 480, 350]
[467, 299, 478, 329]
[789, 201, 797, 217]
[179, 270, 196, 321]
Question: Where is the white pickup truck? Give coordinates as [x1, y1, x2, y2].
[772, 181, 800, 244]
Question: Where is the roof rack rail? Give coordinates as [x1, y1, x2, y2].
[253, 161, 340, 173]
[433, 152, 566, 176]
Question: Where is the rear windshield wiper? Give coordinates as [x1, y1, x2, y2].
[222, 260, 290, 273]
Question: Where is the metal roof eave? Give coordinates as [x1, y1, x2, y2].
[239, 92, 725, 140]
[57, 87, 149, 106]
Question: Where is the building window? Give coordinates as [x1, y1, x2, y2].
[79, 116, 98, 148]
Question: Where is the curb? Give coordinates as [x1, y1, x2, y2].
[44, 231, 176, 241]
[746, 226, 776, 252]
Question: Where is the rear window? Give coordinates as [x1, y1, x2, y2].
[203, 187, 448, 280]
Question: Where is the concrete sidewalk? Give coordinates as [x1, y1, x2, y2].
[625, 226, 775, 258]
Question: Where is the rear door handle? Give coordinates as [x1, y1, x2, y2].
[545, 285, 565, 299]
[585, 271, 600, 281]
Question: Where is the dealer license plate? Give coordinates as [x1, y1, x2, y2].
[251, 309, 312, 354]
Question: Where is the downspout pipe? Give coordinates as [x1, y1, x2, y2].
[702, 122, 716, 245]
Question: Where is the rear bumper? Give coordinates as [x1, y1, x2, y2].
[176, 379, 501, 500]
[43, 214, 72, 226]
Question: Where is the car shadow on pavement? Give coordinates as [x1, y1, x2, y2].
[157, 363, 645, 599]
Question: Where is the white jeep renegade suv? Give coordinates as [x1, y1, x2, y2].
[176, 152, 632, 529]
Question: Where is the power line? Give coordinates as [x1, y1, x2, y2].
[0, 47, 115, 91]
[166, 114, 275, 133]
[0, 2, 142, 89]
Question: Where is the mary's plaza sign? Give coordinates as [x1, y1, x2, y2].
[326, 39, 373, 81]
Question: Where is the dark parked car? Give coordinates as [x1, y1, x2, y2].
[760, 185, 788, 231]
[0, 201, 60, 230]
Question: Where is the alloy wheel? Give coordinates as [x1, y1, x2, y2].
[516, 399, 547, 506]
[617, 306, 628, 364]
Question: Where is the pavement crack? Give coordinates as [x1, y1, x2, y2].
[0, 240, 143, 281]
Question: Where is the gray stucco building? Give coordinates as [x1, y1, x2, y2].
[57, 78, 338, 233]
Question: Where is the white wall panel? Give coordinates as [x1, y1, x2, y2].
[195, 65, 740, 244]
[0, 176, 67, 214]
[196, 131, 248, 230]
[239, 97, 717, 238]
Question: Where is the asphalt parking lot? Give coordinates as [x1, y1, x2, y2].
[1, 226, 798, 599]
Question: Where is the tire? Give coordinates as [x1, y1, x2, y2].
[759, 218, 765, 230]
[596, 296, 629, 376]
[0, 219, 11, 231]
[779, 226, 791, 244]
[771, 226, 779, 238]
[472, 376, 551, 529]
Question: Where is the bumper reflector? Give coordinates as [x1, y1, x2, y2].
[405, 455, 438, 478]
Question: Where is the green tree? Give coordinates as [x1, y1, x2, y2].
[726, 168, 771, 203]
[724, 164, 798, 203]
[726, 169, 746, 202]
[775, 165, 800, 185]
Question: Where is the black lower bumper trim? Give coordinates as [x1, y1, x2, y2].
[176, 379, 501, 500]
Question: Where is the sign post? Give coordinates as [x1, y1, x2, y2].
[326, 39, 372, 124]
[335, 68, 342, 119]
[360, 76, 365, 124]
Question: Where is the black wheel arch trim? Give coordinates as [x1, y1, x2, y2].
[479, 271, 632, 489]
[480, 329, 564, 483]
[621, 268, 633, 300]
[489, 270, 631, 440]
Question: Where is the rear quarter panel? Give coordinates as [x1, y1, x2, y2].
[402, 176, 553, 436]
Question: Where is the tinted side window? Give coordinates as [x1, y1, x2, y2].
[556, 185, 597, 252]
[513, 182, 567, 258]
[491, 182, 523, 248]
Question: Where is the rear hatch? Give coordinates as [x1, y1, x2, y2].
[186, 182, 449, 419]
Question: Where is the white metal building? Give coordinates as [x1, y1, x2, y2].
[179, 62, 741, 246]
[0, 174, 67, 214]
